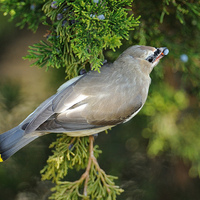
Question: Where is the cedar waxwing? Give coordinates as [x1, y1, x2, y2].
[0, 45, 169, 162]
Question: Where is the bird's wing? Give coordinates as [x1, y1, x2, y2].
[35, 93, 142, 134]
[24, 75, 85, 134]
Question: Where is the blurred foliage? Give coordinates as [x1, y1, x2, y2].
[0, 0, 200, 200]
[130, 0, 200, 184]
[0, 80, 23, 111]
[0, 0, 45, 32]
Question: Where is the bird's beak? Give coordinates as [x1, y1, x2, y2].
[154, 47, 169, 62]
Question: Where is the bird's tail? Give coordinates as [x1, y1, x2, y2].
[0, 126, 38, 162]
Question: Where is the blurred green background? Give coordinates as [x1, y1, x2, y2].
[0, 1, 200, 200]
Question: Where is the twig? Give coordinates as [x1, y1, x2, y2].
[91, 151, 111, 193]
[76, 136, 94, 196]
[83, 136, 94, 196]
[74, 136, 112, 197]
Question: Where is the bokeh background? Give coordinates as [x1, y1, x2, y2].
[0, 1, 200, 200]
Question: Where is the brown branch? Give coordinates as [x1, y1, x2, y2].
[91, 153, 111, 193]
[83, 136, 94, 196]
[77, 136, 94, 197]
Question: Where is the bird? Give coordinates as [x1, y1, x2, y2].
[0, 45, 169, 162]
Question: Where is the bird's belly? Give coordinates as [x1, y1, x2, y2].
[64, 125, 114, 137]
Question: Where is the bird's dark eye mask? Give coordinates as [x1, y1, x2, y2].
[154, 48, 161, 56]
[146, 48, 168, 63]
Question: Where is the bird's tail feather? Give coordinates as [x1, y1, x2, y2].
[0, 126, 38, 162]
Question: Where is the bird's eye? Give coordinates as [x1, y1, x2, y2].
[154, 49, 161, 56]
[146, 56, 154, 63]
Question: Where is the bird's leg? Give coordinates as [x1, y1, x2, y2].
[78, 136, 95, 196]
[82, 135, 94, 196]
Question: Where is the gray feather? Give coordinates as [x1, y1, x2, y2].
[0, 135, 38, 161]
[0, 126, 38, 161]
[25, 104, 53, 134]
[0, 127, 24, 151]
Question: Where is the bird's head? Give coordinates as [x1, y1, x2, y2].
[119, 45, 169, 74]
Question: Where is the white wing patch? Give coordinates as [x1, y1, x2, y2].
[59, 94, 88, 113]
[65, 104, 87, 116]
[57, 104, 87, 122]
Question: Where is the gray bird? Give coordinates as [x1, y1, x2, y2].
[0, 45, 169, 162]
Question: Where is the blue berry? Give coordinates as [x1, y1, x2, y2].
[69, 19, 76, 25]
[79, 69, 87, 75]
[62, 20, 67, 26]
[103, 60, 107, 65]
[90, 14, 95, 18]
[63, 7, 69, 12]
[97, 14, 105, 20]
[93, 0, 99, 3]
[163, 48, 169, 55]
[30, 4, 36, 11]
[57, 13, 63, 20]
[180, 54, 188, 63]
[51, 1, 58, 9]
[68, 144, 73, 150]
